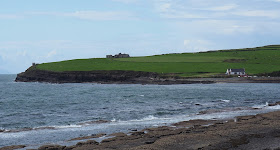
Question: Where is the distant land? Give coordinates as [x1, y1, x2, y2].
[15, 45, 280, 84]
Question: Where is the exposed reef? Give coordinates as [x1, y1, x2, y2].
[9, 109, 280, 150]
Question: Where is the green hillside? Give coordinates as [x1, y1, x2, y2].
[37, 45, 280, 77]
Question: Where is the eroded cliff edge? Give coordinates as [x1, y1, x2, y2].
[15, 67, 213, 84]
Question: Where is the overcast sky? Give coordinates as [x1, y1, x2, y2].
[1, 0, 280, 74]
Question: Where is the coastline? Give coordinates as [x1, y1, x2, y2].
[15, 68, 280, 84]
[3, 107, 280, 150]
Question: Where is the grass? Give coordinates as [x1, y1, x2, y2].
[37, 45, 280, 77]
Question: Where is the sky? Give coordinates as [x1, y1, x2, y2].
[1, 0, 280, 74]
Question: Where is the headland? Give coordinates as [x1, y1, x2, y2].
[15, 45, 280, 84]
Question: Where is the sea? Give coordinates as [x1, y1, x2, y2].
[1, 74, 280, 149]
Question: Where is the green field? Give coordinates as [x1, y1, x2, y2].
[37, 45, 280, 77]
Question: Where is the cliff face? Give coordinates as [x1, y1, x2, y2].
[15, 68, 214, 84]
[15, 68, 160, 83]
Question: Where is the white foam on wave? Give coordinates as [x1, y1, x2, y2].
[221, 99, 230, 103]
[0, 124, 84, 135]
[252, 102, 271, 109]
[136, 115, 159, 121]
[53, 124, 82, 129]
[108, 115, 172, 127]
[116, 115, 161, 123]
[105, 104, 280, 128]
[265, 105, 280, 110]
[4, 102, 280, 136]
[252, 102, 280, 110]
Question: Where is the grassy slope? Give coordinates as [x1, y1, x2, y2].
[37, 45, 280, 77]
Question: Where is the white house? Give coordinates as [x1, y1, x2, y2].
[226, 68, 246, 75]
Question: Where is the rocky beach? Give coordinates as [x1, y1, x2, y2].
[64, 110, 280, 150]
[2, 107, 280, 150]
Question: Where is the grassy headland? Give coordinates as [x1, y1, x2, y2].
[37, 45, 280, 77]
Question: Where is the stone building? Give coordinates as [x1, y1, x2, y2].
[106, 53, 130, 58]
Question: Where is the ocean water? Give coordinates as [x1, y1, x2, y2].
[0, 74, 280, 148]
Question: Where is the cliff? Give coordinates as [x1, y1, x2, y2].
[15, 67, 213, 84]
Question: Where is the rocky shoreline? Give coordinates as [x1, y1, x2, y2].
[15, 68, 214, 84]
[15, 68, 280, 84]
[2, 108, 280, 150]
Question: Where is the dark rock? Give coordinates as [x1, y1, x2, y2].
[37, 145, 66, 150]
[69, 133, 106, 141]
[63, 146, 75, 150]
[268, 101, 280, 106]
[76, 140, 99, 146]
[144, 139, 157, 144]
[131, 131, 145, 136]
[101, 138, 116, 143]
[109, 132, 127, 137]
[0, 145, 25, 150]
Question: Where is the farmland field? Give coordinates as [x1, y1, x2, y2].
[37, 45, 280, 77]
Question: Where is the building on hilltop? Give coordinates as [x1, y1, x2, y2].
[106, 53, 130, 58]
[226, 68, 246, 75]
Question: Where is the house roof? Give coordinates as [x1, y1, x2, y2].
[230, 69, 245, 72]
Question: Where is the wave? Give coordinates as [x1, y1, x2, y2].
[2, 102, 280, 134]
[133, 115, 159, 121]
[109, 115, 161, 123]
[211, 99, 231, 103]
[1, 125, 83, 133]
[220, 99, 230, 103]
[77, 120, 110, 125]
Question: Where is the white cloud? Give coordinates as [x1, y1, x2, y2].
[0, 10, 136, 21]
[157, 2, 171, 12]
[224, 25, 254, 34]
[0, 40, 70, 49]
[66, 11, 136, 21]
[207, 4, 238, 11]
[46, 50, 57, 58]
[232, 10, 280, 18]
[183, 39, 213, 52]
[111, 0, 138, 4]
[175, 19, 255, 36]
[0, 14, 22, 19]
[153, 0, 280, 20]
[0, 55, 4, 64]
[154, 0, 206, 19]
[29, 11, 136, 21]
[162, 12, 205, 19]
[16, 50, 27, 57]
